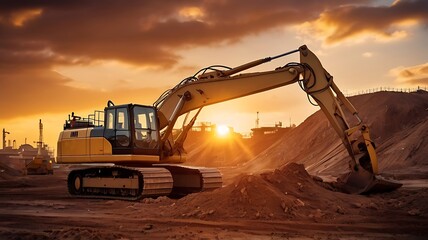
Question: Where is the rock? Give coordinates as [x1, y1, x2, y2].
[294, 198, 305, 207]
[408, 209, 421, 216]
[143, 224, 153, 230]
[255, 212, 261, 218]
[208, 210, 215, 215]
[280, 201, 290, 213]
[297, 182, 304, 191]
[313, 209, 323, 218]
[312, 175, 323, 182]
[352, 202, 362, 208]
[336, 206, 345, 214]
[126, 204, 138, 210]
[189, 208, 201, 216]
[368, 202, 378, 210]
[281, 201, 287, 210]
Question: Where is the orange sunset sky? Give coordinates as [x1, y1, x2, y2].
[1, 0, 427, 152]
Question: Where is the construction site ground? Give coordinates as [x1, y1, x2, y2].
[1, 91, 427, 239]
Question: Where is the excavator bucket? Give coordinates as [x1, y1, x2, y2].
[336, 167, 402, 194]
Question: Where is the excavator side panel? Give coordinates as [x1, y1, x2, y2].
[57, 128, 161, 164]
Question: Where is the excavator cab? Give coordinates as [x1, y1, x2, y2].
[61, 103, 163, 162]
[102, 104, 161, 156]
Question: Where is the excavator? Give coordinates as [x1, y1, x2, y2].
[57, 45, 401, 200]
[26, 119, 54, 175]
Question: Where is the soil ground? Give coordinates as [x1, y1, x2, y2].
[0, 165, 427, 239]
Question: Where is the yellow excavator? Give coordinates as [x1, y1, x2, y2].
[27, 119, 54, 175]
[57, 45, 401, 200]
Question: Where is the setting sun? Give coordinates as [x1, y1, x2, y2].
[216, 125, 230, 137]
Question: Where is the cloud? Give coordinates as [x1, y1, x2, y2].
[298, 0, 428, 45]
[0, 0, 369, 68]
[0, 0, 363, 120]
[1, 0, 426, 121]
[0, 68, 165, 119]
[390, 62, 428, 86]
[2, 1, 425, 67]
[0, 8, 43, 27]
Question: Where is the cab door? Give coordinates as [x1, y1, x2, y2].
[132, 106, 160, 155]
[104, 107, 132, 154]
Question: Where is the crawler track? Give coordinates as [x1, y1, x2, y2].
[67, 166, 173, 200]
[67, 165, 222, 200]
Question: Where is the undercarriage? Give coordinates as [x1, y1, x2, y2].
[67, 165, 222, 200]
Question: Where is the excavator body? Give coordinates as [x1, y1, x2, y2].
[57, 45, 401, 200]
[26, 156, 54, 175]
[27, 119, 54, 175]
[58, 106, 222, 199]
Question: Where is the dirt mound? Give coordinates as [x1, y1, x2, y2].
[349, 91, 428, 140]
[49, 227, 126, 240]
[0, 228, 126, 240]
[172, 163, 369, 220]
[238, 91, 428, 177]
[378, 117, 428, 170]
[0, 158, 24, 180]
[0, 230, 49, 240]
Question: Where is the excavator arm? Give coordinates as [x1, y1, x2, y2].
[154, 45, 401, 194]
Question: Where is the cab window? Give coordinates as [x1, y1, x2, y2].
[115, 107, 130, 147]
[116, 108, 129, 130]
[106, 109, 115, 129]
[133, 106, 158, 149]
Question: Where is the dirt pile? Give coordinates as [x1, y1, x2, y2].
[172, 163, 370, 221]
[50, 228, 126, 240]
[0, 227, 126, 240]
[350, 91, 428, 139]
[0, 158, 24, 180]
[239, 91, 428, 177]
